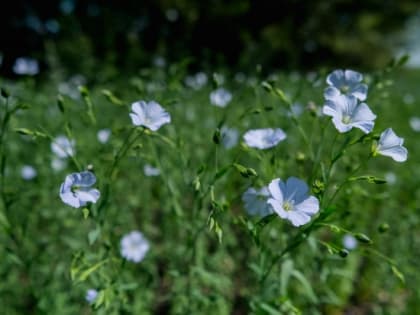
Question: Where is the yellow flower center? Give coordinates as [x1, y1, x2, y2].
[283, 201, 293, 211]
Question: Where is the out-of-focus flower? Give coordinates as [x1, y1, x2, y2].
[85, 289, 98, 304]
[267, 177, 319, 227]
[242, 187, 273, 217]
[385, 172, 397, 185]
[185, 72, 208, 90]
[342, 234, 357, 250]
[51, 135, 75, 158]
[243, 128, 286, 149]
[21, 165, 37, 180]
[323, 95, 376, 134]
[13, 57, 39, 76]
[373, 128, 407, 162]
[59, 171, 100, 208]
[325, 69, 368, 101]
[221, 126, 239, 149]
[409, 117, 420, 132]
[120, 231, 150, 263]
[165, 8, 179, 22]
[153, 56, 166, 68]
[130, 101, 171, 131]
[143, 164, 160, 176]
[97, 129, 111, 144]
[210, 88, 232, 107]
[51, 157, 67, 172]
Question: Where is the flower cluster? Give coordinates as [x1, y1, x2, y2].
[323, 69, 407, 162]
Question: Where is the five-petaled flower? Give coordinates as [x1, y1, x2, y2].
[120, 231, 150, 263]
[130, 100, 171, 131]
[243, 128, 287, 149]
[267, 177, 319, 227]
[373, 128, 408, 162]
[325, 69, 368, 101]
[323, 95, 376, 134]
[59, 171, 100, 208]
[242, 186, 273, 217]
[210, 88, 232, 107]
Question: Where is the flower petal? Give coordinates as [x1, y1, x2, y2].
[326, 70, 344, 87]
[378, 145, 408, 162]
[268, 179, 284, 202]
[344, 70, 363, 83]
[351, 83, 368, 101]
[295, 196, 319, 215]
[76, 188, 100, 204]
[284, 177, 308, 203]
[324, 86, 340, 100]
[267, 198, 288, 218]
[287, 211, 311, 227]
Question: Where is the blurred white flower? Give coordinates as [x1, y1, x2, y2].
[153, 56, 166, 68]
[121, 231, 150, 263]
[85, 289, 98, 304]
[185, 72, 208, 90]
[59, 171, 100, 208]
[267, 177, 319, 227]
[51, 157, 67, 172]
[210, 88, 232, 107]
[409, 117, 420, 132]
[342, 234, 357, 250]
[143, 164, 160, 176]
[242, 187, 273, 217]
[51, 135, 75, 158]
[13, 57, 39, 76]
[324, 69, 368, 101]
[221, 126, 239, 149]
[243, 128, 286, 149]
[97, 129, 111, 144]
[21, 165, 37, 180]
[323, 95, 376, 134]
[130, 100, 171, 131]
[385, 172, 397, 185]
[374, 128, 408, 162]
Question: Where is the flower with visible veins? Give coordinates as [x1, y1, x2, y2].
[323, 95, 376, 134]
[324, 69, 368, 101]
[59, 171, 100, 208]
[130, 100, 171, 131]
[243, 128, 286, 149]
[373, 128, 408, 162]
[267, 177, 319, 227]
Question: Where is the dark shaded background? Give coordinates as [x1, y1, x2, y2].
[0, 0, 419, 77]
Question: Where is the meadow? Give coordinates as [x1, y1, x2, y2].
[1, 59, 419, 314]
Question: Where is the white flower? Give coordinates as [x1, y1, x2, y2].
[323, 95, 376, 134]
[324, 69, 368, 101]
[97, 129, 111, 144]
[242, 187, 273, 217]
[185, 72, 208, 90]
[221, 127, 239, 149]
[143, 164, 160, 176]
[409, 117, 420, 132]
[51, 157, 67, 172]
[210, 88, 232, 107]
[130, 101, 171, 131]
[342, 234, 357, 250]
[243, 128, 286, 149]
[13, 57, 39, 76]
[51, 135, 75, 158]
[59, 171, 100, 208]
[85, 289, 98, 304]
[120, 231, 150, 263]
[374, 128, 408, 162]
[385, 172, 397, 185]
[267, 177, 319, 227]
[21, 165, 37, 180]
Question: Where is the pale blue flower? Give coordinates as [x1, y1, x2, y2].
[210, 88, 232, 107]
[130, 101, 171, 131]
[21, 165, 37, 180]
[121, 231, 150, 263]
[325, 69, 368, 101]
[59, 171, 100, 208]
[267, 177, 319, 227]
[323, 95, 376, 134]
[143, 164, 160, 176]
[97, 128, 111, 144]
[374, 128, 408, 162]
[51, 157, 67, 172]
[242, 187, 273, 217]
[221, 126, 239, 149]
[243, 128, 286, 149]
[13, 57, 39, 76]
[185, 72, 208, 90]
[51, 135, 75, 158]
[85, 289, 98, 304]
[342, 234, 357, 250]
[409, 117, 420, 132]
